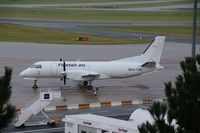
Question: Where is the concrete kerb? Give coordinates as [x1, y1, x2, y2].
[44, 106, 56, 111]
[90, 102, 101, 108]
[45, 99, 161, 111]
[16, 99, 163, 112]
[100, 101, 111, 107]
[67, 104, 79, 110]
[111, 101, 121, 106]
[79, 103, 90, 109]
[56, 104, 67, 110]
[132, 99, 143, 104]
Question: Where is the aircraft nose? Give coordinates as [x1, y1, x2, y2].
[19, 71, 25, 76]
[19, 69, 28, 77]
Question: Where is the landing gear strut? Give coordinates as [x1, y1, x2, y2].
[32, 80, 38, 89]
[83, 81, 93, 90]
[83, 81, 98, 95]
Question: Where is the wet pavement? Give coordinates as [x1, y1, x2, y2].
[0, 41, 199, 107]
[5, 104, 141, 133]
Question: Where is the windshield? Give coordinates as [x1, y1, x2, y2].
[30, 64, 42, 69]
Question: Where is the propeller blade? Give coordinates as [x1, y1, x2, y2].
[63, 75, 66, 85]
[63, 61, 66, 71]
[63, 61, 66, 85]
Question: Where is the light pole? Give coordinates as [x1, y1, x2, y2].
[192, 0, 197, 57]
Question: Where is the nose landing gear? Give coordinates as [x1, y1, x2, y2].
[32, 80, 38, 89]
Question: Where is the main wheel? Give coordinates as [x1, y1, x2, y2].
[88, 85, 93, 90]
[83, 81, 88, 87]
[32, 84, 38, 89]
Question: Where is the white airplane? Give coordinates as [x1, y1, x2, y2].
[20, 36, 165, 91]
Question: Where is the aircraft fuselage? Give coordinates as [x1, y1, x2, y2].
[20, 61, 152, 81]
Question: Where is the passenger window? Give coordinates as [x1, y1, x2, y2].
[30, 64, 42, 69]
[35, 65, 42, 69]
[30, 65, 36, 68]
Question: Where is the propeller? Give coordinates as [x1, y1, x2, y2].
[63, 61, 67, 85]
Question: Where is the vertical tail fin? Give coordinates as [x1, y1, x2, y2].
[142, 36, 165, 65]
[112, 36, 165, 66]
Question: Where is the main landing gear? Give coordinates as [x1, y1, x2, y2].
[83, 81, 99, 95]
[32, 80, 38, 89]
[83, 81, 93, 90]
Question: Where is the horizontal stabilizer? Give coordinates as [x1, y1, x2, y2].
[142, 61, 156, 68]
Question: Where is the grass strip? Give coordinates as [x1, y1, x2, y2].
[65, 0, 192, 8]
[0, 0, 148, 4]
[0, 23, 149, 44]
[0, 7, 198, 22]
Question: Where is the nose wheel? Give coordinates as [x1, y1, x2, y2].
[32, 80, 38, 89]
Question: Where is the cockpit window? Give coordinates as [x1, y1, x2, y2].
[30, 64, 42, 69]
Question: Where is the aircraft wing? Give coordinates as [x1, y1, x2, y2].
[81, 73, 100, 79]
[62, 70, 100, 81]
